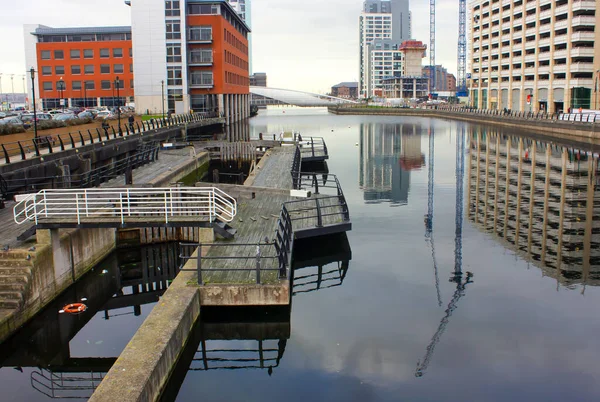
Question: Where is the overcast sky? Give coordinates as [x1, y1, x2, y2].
[0, 0, 460, 94]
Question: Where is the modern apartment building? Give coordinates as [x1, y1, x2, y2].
[227, 0, 252, 72]
[422, 65, 450, 93]
[23, 25, 134, 110]
[381, 40, 428, 99]
[467, 129, 600, 284]
[447, 73, 456, 92]
[250, 72, 267, 87]
[469, 0, 600, 113]
[359, 0, 411, 97]
[366, 41, 404, 96]
[129, 0, 250, 123]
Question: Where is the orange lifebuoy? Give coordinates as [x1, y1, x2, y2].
[62, 303, 87, 314]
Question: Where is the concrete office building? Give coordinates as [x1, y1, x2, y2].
[128, 0, 250, 124]
[359, 0, 411, 97]
[23, 25, 134, 111]
[469, 0, 600, 113]
[250, 72, 267, 87]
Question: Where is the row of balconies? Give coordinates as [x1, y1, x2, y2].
[475, 4, 588, 31]
[474, 33, 594, 55]
[475, 21, 594, 45]
[473, 62, 593, 74]
[471, 77, 594, 90]
[473, 48, 594, 67]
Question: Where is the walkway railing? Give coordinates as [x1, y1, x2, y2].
[0, 111, 224, 165]
[290, 172, 350, 222]
[13, 186, 236, 225]
[293, 135, 328, 160]
[179, 202, 293, 285]
[331, 104, 600, 123]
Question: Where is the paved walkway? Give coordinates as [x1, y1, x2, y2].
[251, 147, 295, 190]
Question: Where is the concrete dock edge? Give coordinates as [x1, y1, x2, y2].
[89, 269, 201, 402]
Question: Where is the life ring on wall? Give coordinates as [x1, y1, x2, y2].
[61, 303, 87, 314]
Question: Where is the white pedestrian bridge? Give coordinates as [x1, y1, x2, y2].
[250, 86, 358, 107]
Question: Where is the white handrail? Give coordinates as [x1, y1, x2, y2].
[13, 187, 237, 225]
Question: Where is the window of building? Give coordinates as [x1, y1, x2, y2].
[100, 48, 110, 58]
[84, 49, 94, 58]
[130, 64, 133, 72]
[114, 79, 124, 89]
[84, 65, 94, 74]
[85, 81, 95, 90]
[54, 50, 64, 59]
[188, 26, 212, 41]
[129, 48, 132, 57]
[55, 66, 65, 75]
[113, 48, 123, 58]
[42, 66, 52, 76]
[190, 71, 213, 86]
[71, 65, 81, 74]
[166, 22, 181, 39]
[188, 4, 218, 14]
[101, 80, 111, 90]
[130, 79, 134, 89]
[43, 82, 52, 91]
[165, 1, 181, 16]
[167, 66, 182, 85]
[72, 81, 82, 90]
[166, 44, 182, 62]
[113, 64, 124, 74]
[70, 49, 80, 59]
[100, 64, 110, 74]
[41, 50, 51, 60]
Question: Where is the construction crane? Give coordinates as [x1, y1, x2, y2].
[425, 125, 442, 307]
[457, 0, 467, 96]
[429, 0, 436, 94]
[416, 127, 471, 378]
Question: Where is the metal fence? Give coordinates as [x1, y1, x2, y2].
[290, 172, 351, 224]
[13, 186, 237, 225]
[0, 111, 223, 164]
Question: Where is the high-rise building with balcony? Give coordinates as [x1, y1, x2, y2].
[129, 0, 250, 123]
[469, 0, 600, 113]
[359, 0, 411, 98]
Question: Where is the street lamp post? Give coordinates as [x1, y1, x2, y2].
[58, 78, 65, 112]
[30, 68, 38, 140]
[10, 74, 14, 109]
[115, 76, 122, 135]
[161, 80, 165, 119]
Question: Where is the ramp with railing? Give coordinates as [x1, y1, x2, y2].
[13, 187, 236, 228]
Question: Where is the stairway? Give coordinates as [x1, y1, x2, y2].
[213, 221, 237, 239]
[0, 251, 33, 310]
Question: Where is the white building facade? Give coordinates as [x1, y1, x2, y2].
[469, 0, 600, 113]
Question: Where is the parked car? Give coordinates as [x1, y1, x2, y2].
[0, 117, 23, 126]
[54, 113, 77, 121]
[77, 111, 94, 120]
[19, 114, 35, 123]
[36, 113, 53, 121]
[48, 110, 63, 116]
[96, 111, 114, 119]
[0, 112, 6, 119]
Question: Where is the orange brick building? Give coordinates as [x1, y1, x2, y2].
[25, 26, 134, 110]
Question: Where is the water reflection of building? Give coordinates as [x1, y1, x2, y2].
[359, 123, 424, 205]
[467, 130, 600, 288]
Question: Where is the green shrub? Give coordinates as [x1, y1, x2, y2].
[65, 117, 93, 126]
[0, 124, 26, 135]
[38, 120, 67, 130]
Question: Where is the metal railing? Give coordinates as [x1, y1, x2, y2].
[31, 368, 105, 399]
[0, 111, 222, 164]
[1, 144, 159, 196]
[191, 339, 286, 371]
[291, 146, 302, 189]
[289, 172, 350, 224]
[13, 186, 236, 225]
[294, 135, 328, 159]
[179, 203, 293, 285]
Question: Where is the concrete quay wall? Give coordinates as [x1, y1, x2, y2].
[329, 107, 600, 145]
[0, 227, 115, 343]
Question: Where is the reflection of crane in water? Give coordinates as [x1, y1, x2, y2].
[425, 125, 442, 307]
[416, 126, 473, 377]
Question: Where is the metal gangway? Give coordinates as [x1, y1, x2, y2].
[13, 187, 237, 229]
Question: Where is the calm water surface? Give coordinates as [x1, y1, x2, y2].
[2, 108, 600, 401]
[170, 108, 600, 401]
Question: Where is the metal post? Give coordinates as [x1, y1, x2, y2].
[115, 76, 122, 136]
[256, 244, 261, 284]
[161, 80, 165, 119]
[196, 244, 203, 285]
[30, 68, 38, 140]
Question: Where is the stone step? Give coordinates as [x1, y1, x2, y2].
[0, 299, 21, 309]
[0, 275, 29, 285]
[0, 291, 24, 302]
[0, 266, 32, 276]
[0, 258, 33, 268]
[0, 251, 35, 261]
[0, 282, 28, 293]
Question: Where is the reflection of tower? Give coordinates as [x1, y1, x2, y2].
[467, 130, 600, 288]
[359, 122, 423, 205]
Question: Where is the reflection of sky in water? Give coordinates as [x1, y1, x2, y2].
[175, 109, 600, 401]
